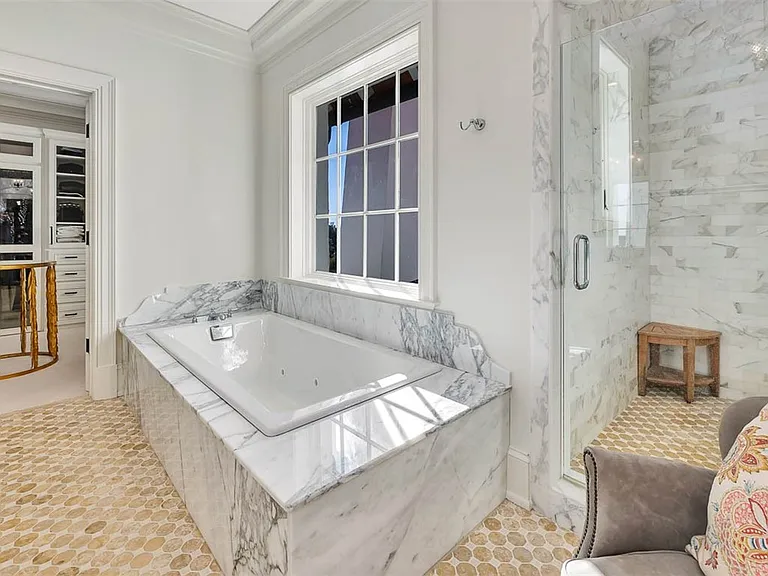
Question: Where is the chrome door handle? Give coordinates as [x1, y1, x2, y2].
[573, 234, 590, 290]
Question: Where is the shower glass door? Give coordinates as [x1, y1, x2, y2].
[561, 26, 651, 479]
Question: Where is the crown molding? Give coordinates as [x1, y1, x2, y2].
[94, 0, 255, 69]
[249, 0, 369, 71]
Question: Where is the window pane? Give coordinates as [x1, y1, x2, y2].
[340, 88, 364, 152]
[316, 217, 337, 273]
[368, 74, 395, 144]
[0, 169, 34, 246]
[316, 99, 337, 158]
[316, 158, 338, 215]
[367, 213, 394, 281]
[368, 145, 395, 211]
[340, 152, 363, 213]
[399, 139, 418, 209]
[340, 216, 363, 276]
[399, 213, 418, 284]
[400, 64, 418, 136]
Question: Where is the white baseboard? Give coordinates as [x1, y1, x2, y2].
[506, 447, 531, 509]
[90, 363, 117, 400]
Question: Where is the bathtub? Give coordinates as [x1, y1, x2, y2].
[148, 311, 442, 436]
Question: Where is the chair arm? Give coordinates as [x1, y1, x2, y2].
[576, 447, 715, 559]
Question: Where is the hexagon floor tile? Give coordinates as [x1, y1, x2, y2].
[1, 397, 578, 576]
[423, 501, 579, 576]
[570, 387, 732, 475]
[0, 397, 222, 576]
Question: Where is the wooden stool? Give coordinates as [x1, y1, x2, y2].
[637, 322, 721, 403]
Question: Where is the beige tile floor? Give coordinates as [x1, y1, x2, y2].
[0, 397, 577, 576]
[571, 387, 732, 475]
[0, 397, 222, 575]
[424, 501, 579, 576]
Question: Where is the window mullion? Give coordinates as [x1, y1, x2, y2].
[362, 82, 369, 279]
[335, 96, 342, 275]
[394, 71, 401, 283]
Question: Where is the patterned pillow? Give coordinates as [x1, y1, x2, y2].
[688, 403, 768, 575]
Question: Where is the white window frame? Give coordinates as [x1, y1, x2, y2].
[288, 26, 435, 304]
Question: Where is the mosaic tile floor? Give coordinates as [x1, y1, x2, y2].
[570, 387, 732, 475]
[424, 501, 579, 576]
[0, 397, 222, 576]
[1, 396, 577, 576]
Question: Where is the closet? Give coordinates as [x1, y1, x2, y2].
[0, 122, 86, 332]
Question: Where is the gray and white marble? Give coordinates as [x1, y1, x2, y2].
[123, 280, 263, 326]
[261, 281, 510, 384]
[118, 304, 511, 575]
[120, 337, 288, 576]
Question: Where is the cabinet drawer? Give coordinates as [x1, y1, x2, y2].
[51, 251, 85, 265]
[57, 266, 85, 282]
[57, 285, 85, 303]
[58, 302, 85, 325]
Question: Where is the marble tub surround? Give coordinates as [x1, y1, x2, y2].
[123, 280, 263, 327]
[261, 280, 510, 384]
[118, 314, 511, 575]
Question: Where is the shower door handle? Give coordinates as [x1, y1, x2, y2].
[573, 234, 590, 290]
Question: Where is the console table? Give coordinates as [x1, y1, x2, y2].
[0, 261, 58, 379]
[637, 322, 721, 403]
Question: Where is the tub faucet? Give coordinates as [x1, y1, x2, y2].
[207, 310, 232, 322]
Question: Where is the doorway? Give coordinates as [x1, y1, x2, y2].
[0, 50, 116, 407]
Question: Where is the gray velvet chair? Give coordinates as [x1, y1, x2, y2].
[562, 396, 768, 576]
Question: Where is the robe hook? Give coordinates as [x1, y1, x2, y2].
[459, 118, 486, 131]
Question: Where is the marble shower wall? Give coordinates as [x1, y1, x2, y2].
[648, 0, 768, 397]
[561, 20, 652, 460]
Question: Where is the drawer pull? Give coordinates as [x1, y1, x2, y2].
[63, 312, 78, 317]
[63, 272, 78, 276]
[63, 291, 78, 295]
[63, 256, 78, 260]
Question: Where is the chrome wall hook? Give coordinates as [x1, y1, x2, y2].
[459, 118, 486, 131]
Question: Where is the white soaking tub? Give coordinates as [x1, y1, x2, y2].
[148, 311, 442, 436]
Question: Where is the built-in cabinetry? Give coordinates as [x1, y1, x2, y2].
[0, 125, 43, 334]
[45, 133, 86, 326]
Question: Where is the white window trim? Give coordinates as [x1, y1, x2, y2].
[287, 25, 435, 304]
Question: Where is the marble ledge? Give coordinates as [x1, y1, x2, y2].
[118, 318, 513, 511]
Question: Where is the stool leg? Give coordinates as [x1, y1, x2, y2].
[638, 334, 648, 396]
[709, 341, 720, 397]
[650, 343, 660, 368]
[684, 339, 695, 403]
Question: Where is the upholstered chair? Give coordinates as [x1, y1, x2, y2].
[562, 396, 768, 575]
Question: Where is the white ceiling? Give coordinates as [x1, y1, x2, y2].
[165, 0, 280, 30]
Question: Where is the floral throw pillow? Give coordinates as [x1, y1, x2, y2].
[688, 403, 768, 575]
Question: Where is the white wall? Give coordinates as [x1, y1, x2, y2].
[258, 0, 533, 484]
[0, 1, 259, 318]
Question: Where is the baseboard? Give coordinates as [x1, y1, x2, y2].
[90, 363, 118, 400]
[506, 447, 531, 509]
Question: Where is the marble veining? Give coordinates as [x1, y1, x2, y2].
[261, 281, 510, 384]
[119, 308, 511, 575]
[119, 317, 511, 511]
[124, 280, 263, 326]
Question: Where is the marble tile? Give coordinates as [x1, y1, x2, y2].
[262, 281, 510, 384]
[288, 394, 509, 576]
[123, 280, 263, 327]
[231, 460, 289, 576]
[179, 400, 237, 575]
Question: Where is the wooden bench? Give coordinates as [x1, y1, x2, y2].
[637, 322, 721, 403]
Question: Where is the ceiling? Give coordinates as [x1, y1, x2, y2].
[165, 0, 280, 30]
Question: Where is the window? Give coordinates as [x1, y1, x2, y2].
[289, 28, 430, 302]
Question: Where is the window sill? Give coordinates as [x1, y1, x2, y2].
[280, 275, 438, 310]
